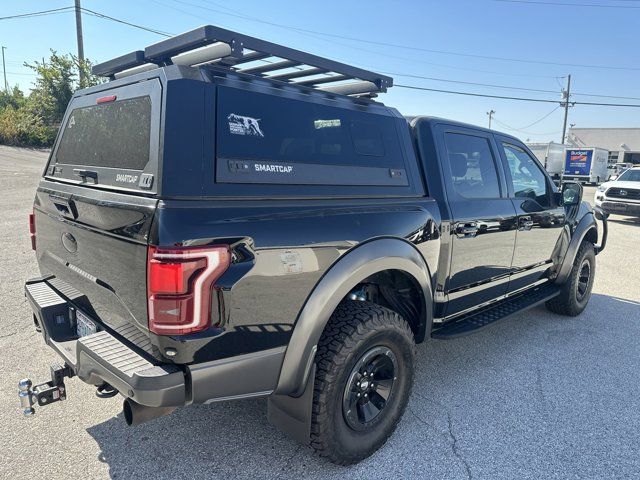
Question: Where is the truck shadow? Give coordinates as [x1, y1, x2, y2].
[86, 292, 640, 479]
[607, 215, 640, 226]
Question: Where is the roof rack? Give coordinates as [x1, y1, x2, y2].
[92, 25, 393, 98]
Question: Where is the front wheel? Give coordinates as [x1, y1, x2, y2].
[546, 240, 596, 316]
[310, 301, 415, 465]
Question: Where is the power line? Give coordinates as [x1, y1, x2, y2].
[386, 70, 640, 101]
[519, 105, 561, 129]
[394, 84, 640, 107]
[395, 84, 561, 103]
[494, 0, 640, 8]
[164, 0, 640, 72]
[77, 7, 640, 105]
[4, 5, 640, 108]
[80, 8, 174, 37]
[571, 91, 640, 101]
[383, 71, 560, 95]
[0, 7, 74, 21]
[156, 0, 557, 80]
[491, 117, 561, 136]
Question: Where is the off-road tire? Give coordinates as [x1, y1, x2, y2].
[546, 240, 596, 316]
[310, 300, 415, 465]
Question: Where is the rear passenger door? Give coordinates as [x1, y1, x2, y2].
[495, 138, 566, 293]
[435, 125, 518, 317]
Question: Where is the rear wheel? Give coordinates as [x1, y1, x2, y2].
[546, 240, 596, 316]
[310, 301, 415, 465]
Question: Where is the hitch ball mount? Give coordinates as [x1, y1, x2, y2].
[18, 364, 74, 415]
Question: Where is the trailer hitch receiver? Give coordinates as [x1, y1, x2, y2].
[18, 364, 74, 415]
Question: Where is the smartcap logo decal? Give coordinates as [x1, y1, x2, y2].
[254, 163, 293, 173]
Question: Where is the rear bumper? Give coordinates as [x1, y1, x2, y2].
[24, 277, 285, 407]
[25, 277, 186, 407]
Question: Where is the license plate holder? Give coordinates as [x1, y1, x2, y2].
[76, 310, 97, 338]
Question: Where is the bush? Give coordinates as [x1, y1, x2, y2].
[0, 105, 56, 148]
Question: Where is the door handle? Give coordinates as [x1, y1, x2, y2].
[519, 216, 534, 231]
[454, 223, 479, 238]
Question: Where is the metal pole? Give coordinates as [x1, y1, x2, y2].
[74, 0, 86, 86]
[487, 109, 495, 129]
[1, 46, 7, 92]
[561, 74, 571, 144]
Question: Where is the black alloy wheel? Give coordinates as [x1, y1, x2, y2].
[342, 346, 397, 431]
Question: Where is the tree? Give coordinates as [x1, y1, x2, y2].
[25, 50, 103, 127]
[0, 86, 25, 111]
[0, 51, 104, 147]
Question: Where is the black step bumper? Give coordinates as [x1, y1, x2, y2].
[25, 278, 186, 407]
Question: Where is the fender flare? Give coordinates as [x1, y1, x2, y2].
[274, 237, 433, 397]
[554, 212, 597, 285]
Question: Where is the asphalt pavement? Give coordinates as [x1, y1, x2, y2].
[1, 145, 639, 479]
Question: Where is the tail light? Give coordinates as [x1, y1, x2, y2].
[147, 245, 231, 335]
[28, 211, 36, 250]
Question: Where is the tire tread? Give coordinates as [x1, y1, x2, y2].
[309, 301, 414, 465]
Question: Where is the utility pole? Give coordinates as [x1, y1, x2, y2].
[74, 0, 86, 86]
[1, 46, 7, 92]
[487, 109, 495, 129]
[561, 74, 572, 144]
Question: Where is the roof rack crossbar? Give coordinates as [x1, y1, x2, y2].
[267, 67, 329, 81]
[218, 51, 270, 67]
[92, 25, 393, 95]
[238, 59, 301, 75]
[294, 74, 351, 87]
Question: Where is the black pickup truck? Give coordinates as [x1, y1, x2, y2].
[19, 26, 607, 465]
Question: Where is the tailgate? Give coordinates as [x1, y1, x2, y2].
[34, 182, 157, 351]
[33, 79, 162, 352]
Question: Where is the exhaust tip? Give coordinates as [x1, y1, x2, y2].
[123, 398, 176, 426]
[123, 398, 134, 426]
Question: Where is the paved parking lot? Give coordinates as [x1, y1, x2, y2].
[1, 145, 639, 479]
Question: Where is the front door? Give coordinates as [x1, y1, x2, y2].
[497, 139, 566, 293]
[437, 126, 518, 317]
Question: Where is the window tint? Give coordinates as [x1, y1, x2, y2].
[444, 133, 501, 198]
[216, 86, 401, 168]
[350, 121, 384, 156]
[502, 143, 549, 205]
[55, 96, 151, 170]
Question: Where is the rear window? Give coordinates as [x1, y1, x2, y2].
[215, 86, 408, 187]
[55, 96, 151, 170]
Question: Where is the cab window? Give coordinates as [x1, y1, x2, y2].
[502, 143, 550, 207]
[444, 132, 501, 199]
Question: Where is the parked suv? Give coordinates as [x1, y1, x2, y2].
[595, 166, 640, 218]
[19, 26, 607, 464]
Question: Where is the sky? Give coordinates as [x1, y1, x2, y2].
[1, 0, 639, 143]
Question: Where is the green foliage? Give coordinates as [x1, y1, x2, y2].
[0, 86, 26, 111]
[0, 50, 104, 147]
[0, 106, 55, 147]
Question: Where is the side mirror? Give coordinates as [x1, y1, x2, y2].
[561, 181, 583, 206]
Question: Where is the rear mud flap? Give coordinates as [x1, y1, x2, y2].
[267, 364, 315, 445]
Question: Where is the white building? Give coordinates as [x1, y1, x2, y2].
[567, 127, 640, 165]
